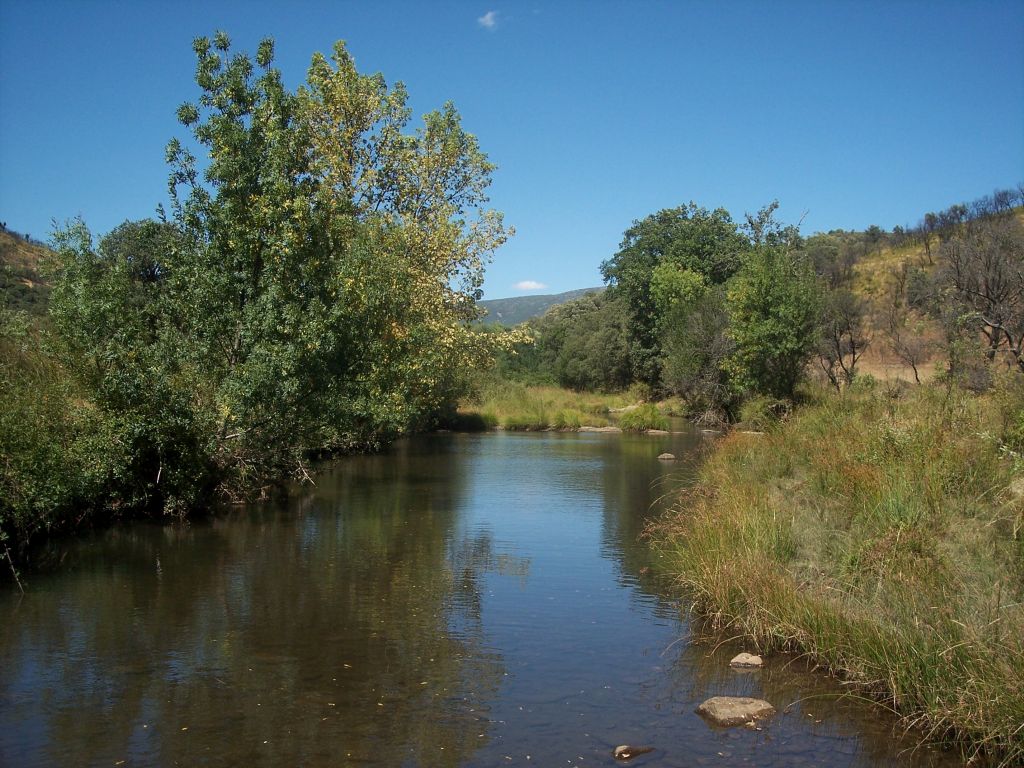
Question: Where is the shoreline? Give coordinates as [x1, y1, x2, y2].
[648, 382, 1024, 766]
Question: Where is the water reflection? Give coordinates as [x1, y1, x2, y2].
[1, 437, 512, 767]
[0, 430, 961, 767]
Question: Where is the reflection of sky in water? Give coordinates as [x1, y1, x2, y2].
[0, 430, 961, 767]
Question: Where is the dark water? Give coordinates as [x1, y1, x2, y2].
[0, 430, 960, 767]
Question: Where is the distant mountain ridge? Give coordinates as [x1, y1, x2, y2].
[478, 286, 605, 326]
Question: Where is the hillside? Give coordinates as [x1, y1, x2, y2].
[478, 286, 604, 326]
[849, 206, 1024, 382]
[0, 228, 51, 316]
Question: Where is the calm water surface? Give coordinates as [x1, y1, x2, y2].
[0, 430, 960, 767]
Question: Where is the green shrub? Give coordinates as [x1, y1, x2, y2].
[618, 403, 668, 431]
[0, 321, 128, 553]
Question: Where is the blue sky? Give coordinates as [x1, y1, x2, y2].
[1, 1, 1022, 299]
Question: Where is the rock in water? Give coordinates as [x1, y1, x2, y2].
[729, 652, 764, 668]
[613, 745, 654, 760]
[696, 696, 776, 726]
[657, 452, 676, 461]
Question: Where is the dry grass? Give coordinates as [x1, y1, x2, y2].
[650, 380, 1024, 765]
[457, 380, 642, 430]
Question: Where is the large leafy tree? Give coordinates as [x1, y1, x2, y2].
[600, 203, 747, 385]
[50, 33, 511, 506]
[725, 244, 823, 399]
[531, 292, 631, 391]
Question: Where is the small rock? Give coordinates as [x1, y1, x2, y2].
[646, 429, 670, 435]
[729, 652, 763, 668]
[696, 696, 776, 727]
[613, 745, 654, 760]
[657, 452, 676, 461]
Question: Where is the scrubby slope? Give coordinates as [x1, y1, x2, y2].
[0, 229, 51, 317]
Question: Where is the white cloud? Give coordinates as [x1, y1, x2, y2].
[514, 280, 546, 291]
[478, 10, 498, 30]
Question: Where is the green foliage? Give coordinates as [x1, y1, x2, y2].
[652, 383, 1024, 764]
[736, 394, 789, 431]
[0, 230, 51, 318]
[522, 291, 632, 392]
[0, 309, 129, 549]
[659, 284, 735, 413]
[552, 409, 584, 430]
[649, 263, 708, 320]
[601, 202, 747, 385]
[726, 245, 824, 399]
[3, 32, 517, 553]
[618, 403, 668, 431]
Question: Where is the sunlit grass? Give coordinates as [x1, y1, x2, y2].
[456, 380, 642, 430]
[650, 380, 1024, 765]
[618, 403, 669, 431]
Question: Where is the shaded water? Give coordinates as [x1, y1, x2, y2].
[0, 431, 960, 767]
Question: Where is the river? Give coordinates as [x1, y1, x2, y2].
[0, 430, 960, 767]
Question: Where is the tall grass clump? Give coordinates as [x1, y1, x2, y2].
[650, 381, 1024, 766]
[619, 403, 669, 431]
[460, 378, 632, 430]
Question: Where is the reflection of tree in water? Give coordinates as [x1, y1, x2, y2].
[0, 436, 518, 767]
[593, 431, 704, 613]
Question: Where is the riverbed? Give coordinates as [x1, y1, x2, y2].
[0, 430, 960, 767]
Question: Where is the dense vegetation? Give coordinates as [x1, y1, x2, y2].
[0, 33, 520, 565]
[651, 379, 1024, 765]
[496, 190, 1024, 416]
[0, 228, 50, 318]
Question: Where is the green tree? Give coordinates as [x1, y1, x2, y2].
[600, 203, 747, 385]
[527, 292, 631, 391]
[726, 244, 823, 399]
[49, 32, 511, 508]
[659, 284, 735, 412]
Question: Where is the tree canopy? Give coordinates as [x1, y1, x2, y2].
[4, 32, 518, 543]
[600, 203, 747, 385]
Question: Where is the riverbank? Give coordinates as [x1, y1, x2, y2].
[649, 379, 1024, 765]
[452, 380, 670, 431]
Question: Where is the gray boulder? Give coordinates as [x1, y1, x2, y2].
[696, 696, 775, 726]
[729, 652, 763, 668]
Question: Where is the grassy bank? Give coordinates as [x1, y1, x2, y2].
[452, 380, 670, 431]
[650, 379, 1024, 765]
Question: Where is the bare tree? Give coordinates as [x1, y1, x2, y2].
[941, 214, 1024, 370]
[885, 302, 934, 384]
[883, 263, 941, 384]
[818, 288, 869, 390]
